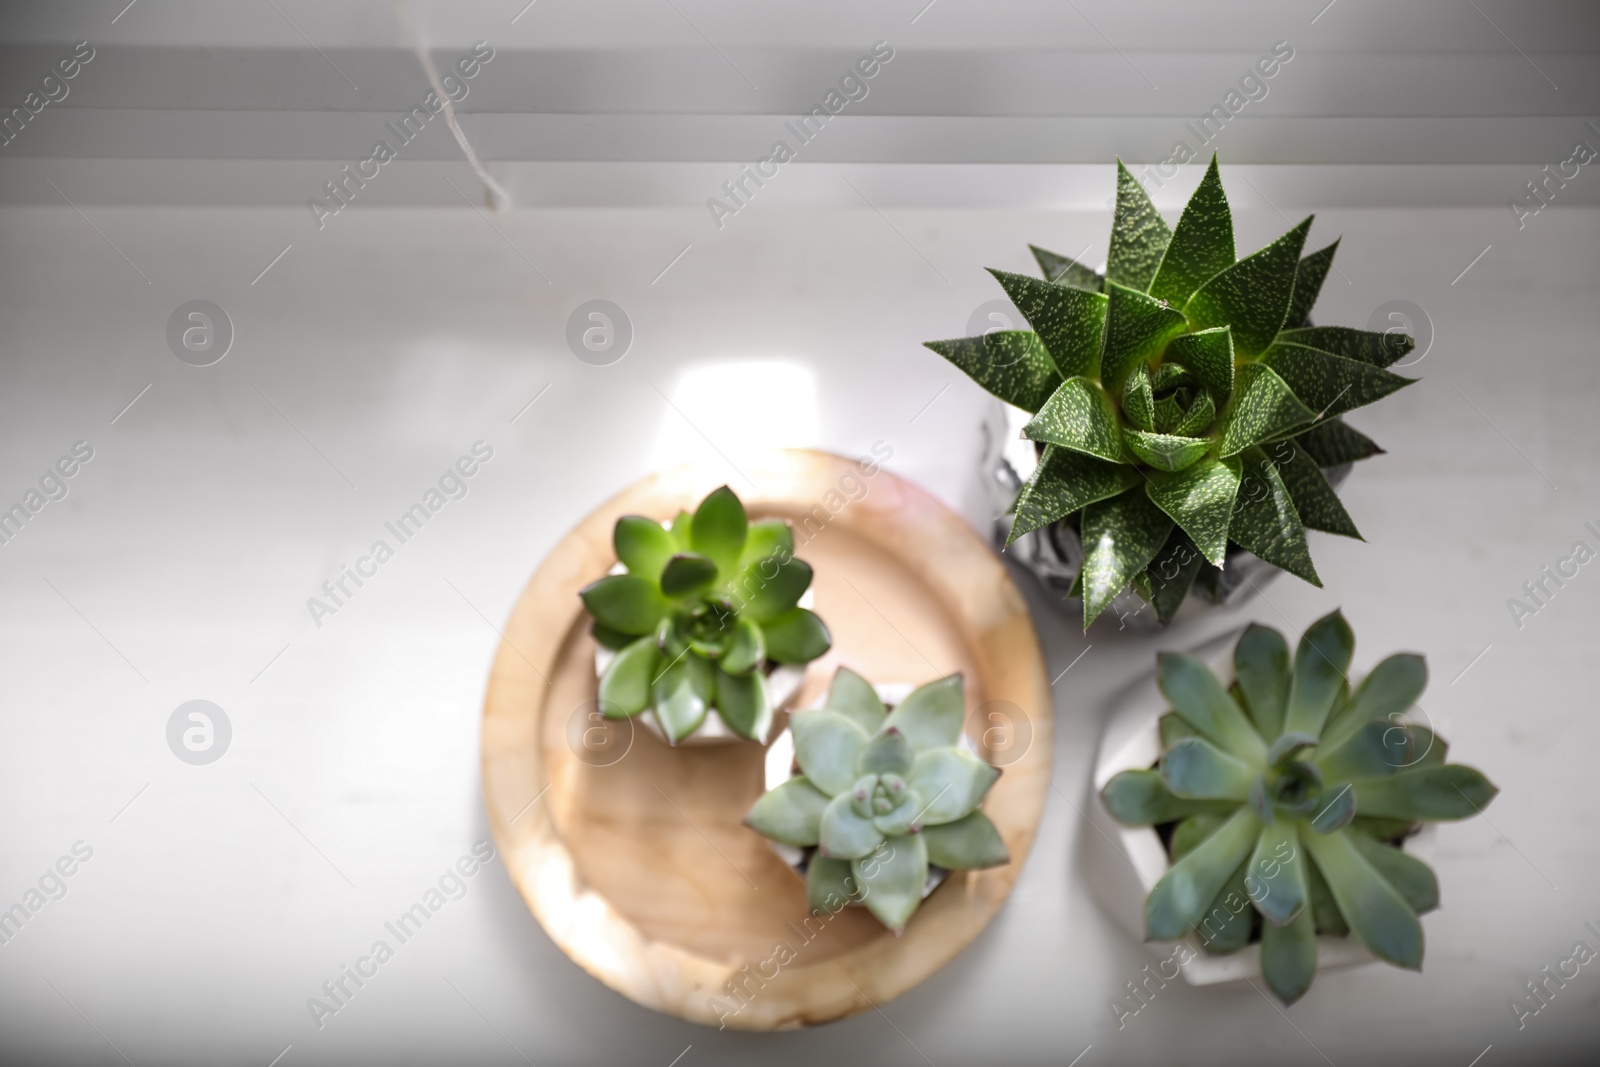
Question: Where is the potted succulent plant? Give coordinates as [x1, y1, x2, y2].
[1094, 611, 1497, 1003]
[579, 486, 831, 744]
[743, 667, 1011, 933]
[927, 156, 1416, 629]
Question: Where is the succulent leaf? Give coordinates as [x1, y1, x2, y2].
[1266, 439, 1362, 538]
[1107, 159, 1173, 292]
[791, 710, 870, 796]
[598, 637, 660, 718]
[986, 268, 1108, 379]
[1174, 393, 1217, 437]
[1030, 244, 1103, 290]
[1306, 852, 1349, 935]
[760, 607, 832, 664]
[1279, 325, 1412, 369]
[1195, 862, 1255, 953]
[1323, 654, 1427, 749]
[591, 620, 636, 652]
[1260, 342, 1415, 421]
[819, 792, 886, 859]
[1022, 377, 1125, 462]
[1283, 239, 1340, 331]
[1303, 828, 1424, 970]
[1167, 327, 1235, 404]
[1171, 813, 1228, 860]
[1284, 610, 1355, 737]
[924, 333, 1061, 414]
[614, 515, 678, 579]
[1142, 529, 1207, 624]
[920, 809, 1010, 869]
[1234, 623, 1291, 740]
[690, 486, 748, 577]
[1348, 831, 1439, 914]
[1294, 418, 1384, 468]
[739, 557, 813, 622]
[1150, 155, 1235, 307]
[1308, 782, 1357, 834]
[740, 519, 794, 568]
[1101, 281, 1190, 391]
[715, 667, 772, 740]
[1102, 768, 1230, 826]
[1353, 765, 1498, 822]
[806, 855, 860, 914]
[1249, 821, 1309, 927]
[580, 574, 669, 635]
[1122, 365, 1157, 432]
[720, 617, 765, 676]
[1081, 488, 1175, 628]
[908, 748, 999, 825]
[1122, 430, 1211, 473]
[1007, 446, 1142, 545]
[1145, 457, 1241, 565]
[1145, 807, 1260, 941]
[659, 552, 719, 597]
[1260, 907, 1319, 1003]
[1313, 721, 1409, 785]
[852, 833, 929, 934]
[1157, 653, 1269, 763]
[883, 675, 966, 753]
[668, 511, 694, 550]
[744, 776, 830, 847]
[1162, 737, 1257, 800]
[858, 728, 915, 776]
[653, 654, 713, 743]
[827, 666, 888, 734]
[1229, 447, 1320, 586]
[1185, 216, 1311, 358]
[1218, 364, 1317, 459]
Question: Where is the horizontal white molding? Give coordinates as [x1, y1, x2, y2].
[1, 0, 1596, 52]
[3, 110, 1595, 164]
[1, 46, 1595, 117]
[4, 160, 1594, 209]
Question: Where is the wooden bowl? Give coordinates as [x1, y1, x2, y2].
[480, 449, 1052, 1030]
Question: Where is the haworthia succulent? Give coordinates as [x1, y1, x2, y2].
[924, 158, 1414, 628]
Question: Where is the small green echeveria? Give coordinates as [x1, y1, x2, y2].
[1101, 610, 1498, 1004]
[745, 668, 1010, 933]
[580, 485, 831, 744]
[926, 155, 1417, 629]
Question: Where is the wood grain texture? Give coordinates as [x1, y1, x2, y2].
[481, 449, 1052, 1030]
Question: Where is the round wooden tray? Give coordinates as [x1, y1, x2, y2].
[481, 449, 1052, 1030]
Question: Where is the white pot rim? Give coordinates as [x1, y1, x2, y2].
[1086, 626, 1437, 987]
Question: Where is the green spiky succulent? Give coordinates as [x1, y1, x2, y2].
[1101, 611, 1497, 1004]
[926, 156, 1417, 629]
[744, 668, 1010, 933]
[580, 486, 831, 744]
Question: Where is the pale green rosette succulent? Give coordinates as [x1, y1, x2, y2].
[744, 668, 1010, 934]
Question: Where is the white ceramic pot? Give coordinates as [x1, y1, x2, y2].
[1084, 626, 1435, 986]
